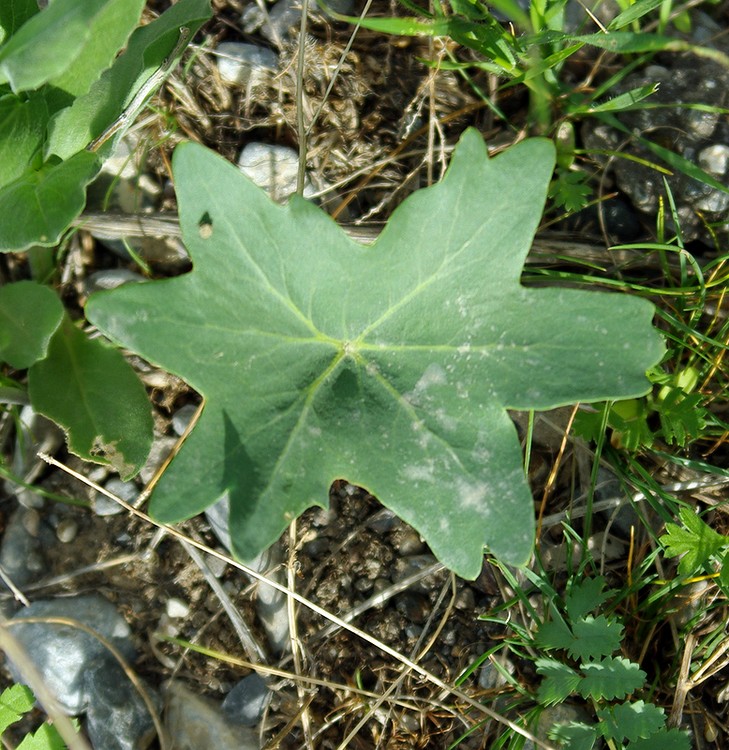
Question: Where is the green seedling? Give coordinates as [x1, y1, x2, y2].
[0, 0, 212, 476]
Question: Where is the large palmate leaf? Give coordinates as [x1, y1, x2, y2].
[86, 129, 664, 578]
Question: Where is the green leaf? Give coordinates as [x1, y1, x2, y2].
[578, 656, 646, 700]
[597, 700, 665, 743]
[28, 316, 153, 480]
[536, 658, 581, 705]
[43, 0, 145, 99]
[609, 0, 665, 30]
[575, 84, 659, 115]
[0, 92, 48, 190]
[655, 388, 706, 447]
[535, 616, 576, 652]
[548, 722, 598, 750]
[0, 281, 64, 368]
[548, 169, 592, 213]
[0, 0, 143, 94]
[564, 577, 609, 621]
[628, 726, 691, 750]
[569, 615, 623, 661]
[0, 0, 39, 41]
[16, 722, 68, 750]
[46, 0, 211, 159]
[0, 150, 99, 252]
[86, 129, 664, 578]
[0, 683, 34, 736]
[660, 506, 726, 576]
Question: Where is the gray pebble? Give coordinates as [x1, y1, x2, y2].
[165, 681, 259, 750]
[171, 403, 199, 437]
[166, 598, 190, 619]
[216, 41, 278, 87]
[222, 673, 271, 726]
[85, 269, 144, 295]
[8, 595, 136, 714]
[261, 0, 301, 43]
[393, 528, 425, 556]
[84, 662, 158, 750]
[95, 478, 139, 516]
[237, 142, 314, 202]
[701, 142, 729, 174]
[0, 509, 48, 588]
[139, 436, 178, 485]
[56, 518, 79, 544]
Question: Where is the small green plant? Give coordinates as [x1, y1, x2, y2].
[661, 506, 729, 583]
[493, 576, 690, 749]
[0, 682, 72, 750]
[0, 0, 212, 478]
[573, 365, 710, 452]
[0, 0, 210, 251]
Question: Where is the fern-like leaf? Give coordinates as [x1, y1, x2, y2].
[661, 506, 726, 576]
[569, 615, 623, 661]
[597, 700, 665, 743]
[579, 656, 646, 700]
[536, 658, 581, 706]
[565, 577, 610, 621]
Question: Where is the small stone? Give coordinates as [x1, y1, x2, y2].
[205, 496, 232, 551]
[260, 0, 301, 43]
[454, 586, 475, 611]
[166, 598, 190, 619]
[696, 144, 720, 174]
[164, 682, 259, 750]
[206, 555, 228, 579]
[222, 673, 271, 726]
[139, 436, 178, 485]
[171, 403, 199, 437]
[85, 269, 144, 295]
[8, 595, 136, 714]
[0, 509, 47, 588]
[237, 142, 314, 202]
[100, 133, 145, 179]
[84, 662, 159, 750]
[392, 528, 425, 556]
[215, 41, 278, 87]
[56, 518, 79, 544]
[95, 478, 139, 516]
[21, 508, 41, 537]
[395, 592, 428, 624]
[367, 509, 399, 533]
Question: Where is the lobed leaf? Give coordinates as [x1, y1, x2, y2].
[661, 506, 726, 576]
[0, 0, 140, 93]
[87, 129, 664, 577]
[0, 92, 48, 190]
[564, 577, 609, 621]
[548, 722, 598, 750]
[597, 700, 665, 743]
[569, 616, 623, 661]
[0, 1, 39, 41]
[578, 656, 646, 701]
[536, 658, 581, 706]
[535, 617, 575, 652]
[628, 727, 691, 750]
[0, 683, 34, 736]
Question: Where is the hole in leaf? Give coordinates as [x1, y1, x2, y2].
[198, 212, 213, 239]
